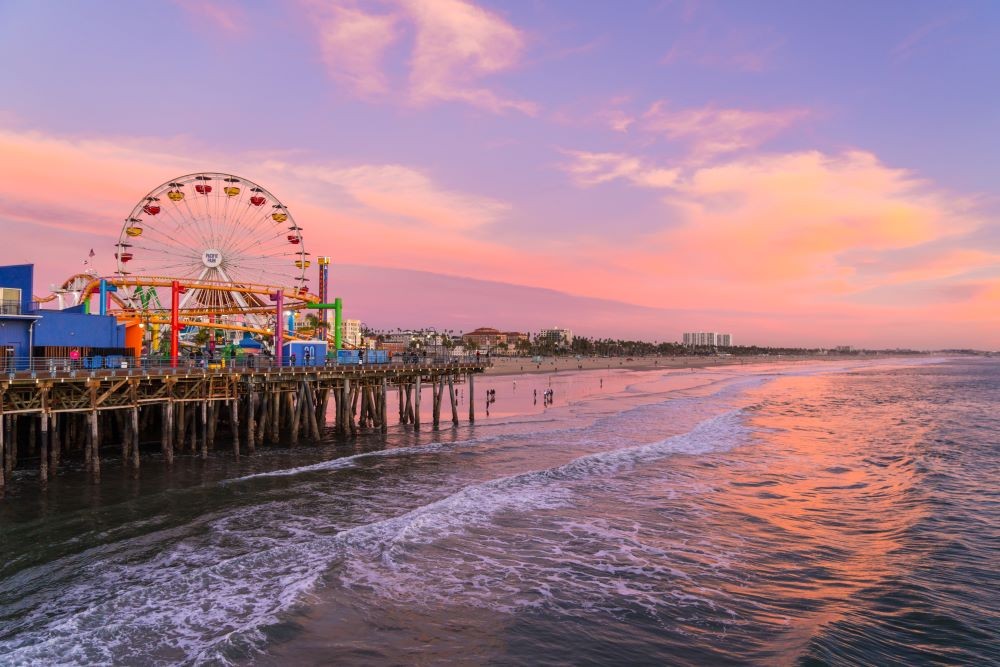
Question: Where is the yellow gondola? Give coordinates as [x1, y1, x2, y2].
[126, 226, 143, 237]
[167, 190, 185, 201]
[295, 259, 311, 269]
[272, 212, 288, 222]
[224, 186, 240, 197]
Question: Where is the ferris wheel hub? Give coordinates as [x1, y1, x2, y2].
[202, 249, 223, 268]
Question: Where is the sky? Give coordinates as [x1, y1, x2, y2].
[0, 0, 997, 349]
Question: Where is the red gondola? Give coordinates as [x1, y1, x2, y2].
[143, 204, 161, 215]
[250, 195, 266, 206]
[195, 184, 212, 195]
[116, 252, 133, 262]
[287, 235, 300, 244]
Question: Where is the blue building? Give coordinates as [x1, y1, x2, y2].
[0, 264, 130, 370]
[0, 264, 41, 370]
[281, 340, 327, 366]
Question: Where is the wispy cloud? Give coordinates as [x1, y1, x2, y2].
[313, 3, 400, 97]
[404, 0, 536, 114]
[560, 150, 679, 188]
[891, 15, 957, 64]
[173, 0, 248, 34]
[636, 102, 807, 158]
[661, 25, 784, 73]
[308, 0, 535, 114]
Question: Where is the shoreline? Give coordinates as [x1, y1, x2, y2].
[480, 353, 928, 377]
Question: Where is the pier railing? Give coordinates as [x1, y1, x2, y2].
[0, 354, 492, 379]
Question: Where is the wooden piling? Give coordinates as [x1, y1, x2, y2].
[131, 406, 140, 471]
[163, 401, 175, 465]
[381, 377, 388, 433]
[414, 377, 421, 429]
[468, 373, 475, 423]
[51, 412, 60, 474]
[89, 409, 100, 482]
[229, 398, 240, 459]
[432, 376, 443, 429]
[39, 411, 49, 482]
[449, 374, 458, 426]
[200, 400, 208, 460]
[0, 414, 5, 493]
[246, 392, 256, 454]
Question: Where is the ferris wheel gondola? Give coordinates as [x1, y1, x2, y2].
[115, 172, 308, 321]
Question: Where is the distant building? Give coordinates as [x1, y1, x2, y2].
[537, 328, 573, 348]
[341, 319, 362, 347]
[683, 332, 733, 347]
[503, 331, 529, 345]
[463, 327, 504, 349]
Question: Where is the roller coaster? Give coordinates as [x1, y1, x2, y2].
[32, 173, 343, 365]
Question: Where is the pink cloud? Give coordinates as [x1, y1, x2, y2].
[173, 0, 248, 34]
[403, 0, 536, 114]
[661, 25, 784, 73]
[307, 0, 535, 114]
[636, 102, 807, 158]
[560, 146, 996, 331]
[560, 150, 679, 188]
[312, 3, 400, 97]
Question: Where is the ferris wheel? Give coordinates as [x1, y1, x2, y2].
[115, 173, 310, 316]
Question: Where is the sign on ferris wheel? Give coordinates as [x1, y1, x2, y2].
[114, 172, 312, 325]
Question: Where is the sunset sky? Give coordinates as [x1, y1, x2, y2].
[0, 0, 997, 348]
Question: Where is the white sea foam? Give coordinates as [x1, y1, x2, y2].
[0, 401, 755, 665]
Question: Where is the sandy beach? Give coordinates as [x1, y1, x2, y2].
[480, 354, 868, 377]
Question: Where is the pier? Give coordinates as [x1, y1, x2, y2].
[0, 360, 484, 491]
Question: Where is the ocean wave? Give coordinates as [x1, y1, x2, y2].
[0, 408, 753, 666]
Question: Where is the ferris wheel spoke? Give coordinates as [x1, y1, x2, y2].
[226, 226, 295, 258]
[117, 173, 307, 319]
[221, 205, 275, 256]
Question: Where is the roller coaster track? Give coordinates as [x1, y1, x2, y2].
[33, 274, 329, 342]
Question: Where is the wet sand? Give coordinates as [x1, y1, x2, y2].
[481, 354, 867, 377]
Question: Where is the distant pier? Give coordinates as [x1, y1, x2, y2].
[0, 360, 484, 491]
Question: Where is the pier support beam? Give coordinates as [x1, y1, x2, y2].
[449, 374, 458, 426]
[0, 414, 4, 493]
[89, 409, 100, 483]
[39, 411, 49, 483]
[163, 401, 175, 465]
[246, 391, 256, 454]
[468, 373, 475, 423]
[381, 377, 388, 433]
[200, 401, 208, 460]
[131, 406, 140, 472]
[414, 377, 421, 429]
[51, 413, 60, 474]
[230, 399, 240, 459]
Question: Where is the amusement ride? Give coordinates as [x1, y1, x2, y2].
[33, 172, 343, 364]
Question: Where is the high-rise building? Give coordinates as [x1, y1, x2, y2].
[537, 328, 573, 348]
[683, 332, 732, 347]
[341, 319, 362, 347]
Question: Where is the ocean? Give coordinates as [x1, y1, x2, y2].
[0, 358, 997, 665]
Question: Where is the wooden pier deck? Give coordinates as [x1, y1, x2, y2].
[0, 361, 485, 490]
